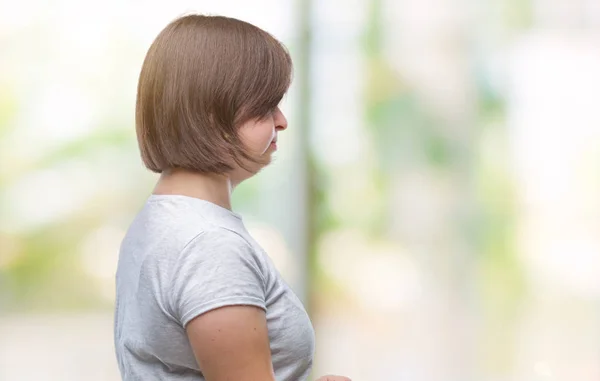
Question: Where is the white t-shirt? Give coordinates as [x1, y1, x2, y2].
[114, 195, 315, 381]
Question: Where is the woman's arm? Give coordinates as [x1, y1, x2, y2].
[186, 305, 275, 381]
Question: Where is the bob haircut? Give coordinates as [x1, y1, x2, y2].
[135, 14, 293, 174]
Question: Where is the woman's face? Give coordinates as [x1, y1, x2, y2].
[227, 106, 288, 184]
[237, 106, 288, 166]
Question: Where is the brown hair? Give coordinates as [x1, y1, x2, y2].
[135, 14, 293, 173]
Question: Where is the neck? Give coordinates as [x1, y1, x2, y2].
[153, 168, 235, 210]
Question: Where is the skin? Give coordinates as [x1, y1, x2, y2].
[153, 106, 351, 381]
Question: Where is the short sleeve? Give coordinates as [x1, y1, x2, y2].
[169, 229, 267, 328]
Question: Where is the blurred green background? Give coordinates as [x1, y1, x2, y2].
[1, 0, 600, 380]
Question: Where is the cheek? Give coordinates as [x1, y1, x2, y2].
[242, 128, 274, 153]
[237, 117, 276, 154]
[256, 133, 274, 154]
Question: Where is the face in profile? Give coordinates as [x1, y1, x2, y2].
[232, 106, 288, 177]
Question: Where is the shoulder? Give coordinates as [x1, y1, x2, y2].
[176, 227, 265, 279]
[181, 227, 254, 257]
[169, 227, 269, 326]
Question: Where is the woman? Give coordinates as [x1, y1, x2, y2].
[114, 14, 350, 381]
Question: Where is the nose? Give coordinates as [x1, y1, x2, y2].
[274, 107, 288, 131]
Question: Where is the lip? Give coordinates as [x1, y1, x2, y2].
[270, 141, 278, 150]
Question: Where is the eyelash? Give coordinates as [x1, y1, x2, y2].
[264, 107, 277, 118]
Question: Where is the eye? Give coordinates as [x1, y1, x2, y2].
[270, 105, 281, 116]
[259, 107, 276, 121]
